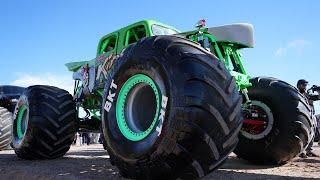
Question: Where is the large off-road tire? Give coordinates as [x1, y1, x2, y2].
[12, 85, 77, 159]
[234, 77, 316, 164]
[0, 107, 12, 150]
[101, 35, 243, 179]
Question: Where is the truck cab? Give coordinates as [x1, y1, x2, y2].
[66, 20, 179, 73]
[96, 20, 179, 57]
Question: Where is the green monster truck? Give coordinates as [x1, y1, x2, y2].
[11, 20, 316, 179]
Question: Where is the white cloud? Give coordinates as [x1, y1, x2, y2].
[274, 39, 311, 57]
[275, 47, 286, 56]
[10, 72, 74, 93]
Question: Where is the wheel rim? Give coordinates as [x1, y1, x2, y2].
[16, 105, 28, 139]
[241, 100, 274, 140]
[116, 74, 161, 141]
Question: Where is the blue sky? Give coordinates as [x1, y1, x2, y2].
[0, 0, 319, 111]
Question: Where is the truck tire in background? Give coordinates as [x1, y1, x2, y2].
[12, 85, 77, 159]
[235, 77, 316, 164]
[0, 107, 12, 150]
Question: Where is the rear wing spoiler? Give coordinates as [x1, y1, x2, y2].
[179, 23, 254, 48]
[207, 23, 254, 48]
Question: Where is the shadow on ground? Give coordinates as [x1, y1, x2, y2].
[204, 169, 316, 180]
[218, 155, 278, 170]
[0, 145, 319, 180]
[293, 158, 320, 164]
[0, 146, 126, 180]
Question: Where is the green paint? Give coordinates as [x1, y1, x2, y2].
[65, 19, 255, 122]
[16, 105, 27, 139]
[186, 28, 252, 90]
[116, 74, 161, 141]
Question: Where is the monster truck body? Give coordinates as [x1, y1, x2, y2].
[10, 20, 315, 179]
[66, 20, 252, 120]
[65, 19, 315, 168]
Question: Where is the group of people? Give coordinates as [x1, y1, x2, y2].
[73, 132, 101, 146]
[296, 79, 320, 158]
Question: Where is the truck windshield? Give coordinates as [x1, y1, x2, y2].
[152, 24, 179, 35]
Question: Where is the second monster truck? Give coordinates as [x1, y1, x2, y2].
[10, 20, 315, 179]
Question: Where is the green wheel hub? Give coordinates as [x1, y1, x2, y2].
[16, 105, 28, 139]
[116, 74, 161, 141]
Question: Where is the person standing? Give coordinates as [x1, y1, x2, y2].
[297, 79, 319, 157]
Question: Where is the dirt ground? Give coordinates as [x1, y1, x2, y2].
[0, 144, 319, 180]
